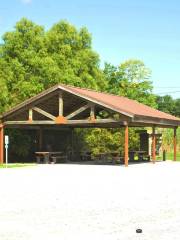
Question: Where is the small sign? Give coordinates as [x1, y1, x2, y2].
[5, 135, 9, 145]
[5, 135, 9, 167]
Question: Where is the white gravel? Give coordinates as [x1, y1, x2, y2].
[0, 161, 180, 240]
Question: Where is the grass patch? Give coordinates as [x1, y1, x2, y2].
[0, 163, 36, 168]
[156, 152, 180, 161]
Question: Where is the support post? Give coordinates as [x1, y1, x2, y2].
[124, 124, 129, 167]
[29, 109, 33, 122]
[55, 91, 67, 124]
[173, 127, 177, 161]
[0, 124, 4, 164]
[152, 126, 156, 163]
[90, 104, 95, 122]
[59, 91, 63, 116]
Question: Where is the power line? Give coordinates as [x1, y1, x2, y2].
[155, 90, 180, 95]
[154, 87, 180, 89]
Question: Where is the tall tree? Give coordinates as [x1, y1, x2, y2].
[156, 95, 176, 115]
[156, 95, 180, 117]
[174, 99, 180, 117]
[0, 18, 105, 113]
[104, 60, 156, 107]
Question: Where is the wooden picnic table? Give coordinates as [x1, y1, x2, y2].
[35, 151, 62, 163]
[80, 151, 92, 161]
[129, 150, 147, 161]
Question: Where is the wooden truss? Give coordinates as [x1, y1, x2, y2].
[3, 91, 127, 127]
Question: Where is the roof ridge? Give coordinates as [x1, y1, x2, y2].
[58, 83, 148, 105]
[58, 83, 130, 99]
[59, 83, 180, 120]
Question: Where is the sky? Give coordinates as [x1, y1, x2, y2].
[0, 0, 180, 98]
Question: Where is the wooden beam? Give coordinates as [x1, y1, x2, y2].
[59, 91, 63, 116]
[2, 89, 58, 120]
[133, 116, 180, 127]
[4, 121, 55, 125]
[152, 126, 156, 163]
[0, 124, 4, 164]
[32, 107, 56, 120]
[90, 104, 95, 122]
[29, 109, 33, 122]
[4, 118, 126, 126]
[124, 124, 129, 167]
[66, 104, 89, 120]
[54, 91, 67, 124]
[67, 119, 121, 124]
[173, 127, 177, 161]
[58, 85, 134, 118]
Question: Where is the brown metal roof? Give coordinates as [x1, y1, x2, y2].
[1, 83, 180, 126]
[62, 85, 180, 122]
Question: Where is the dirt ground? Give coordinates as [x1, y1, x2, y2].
[0, 161, 180, 240]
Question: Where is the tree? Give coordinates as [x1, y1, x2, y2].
[104, 60, 156, 107]
[0, 18, 107, 160]
[156, 95, 180, 154]
[174, 99, 180, 117]
[0, 59, 9, 113]
[84, 128, 139, 156]
[46, 21, 106, 90]
[156, 95, 176, 115]
[156, 95, 180, 117]
[0, 18, 106, 113]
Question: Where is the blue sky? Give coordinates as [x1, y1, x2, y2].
[0, 0, 180, 98]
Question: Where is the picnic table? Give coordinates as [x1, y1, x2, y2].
[93, 152, 124, 164]
[129, 150, 147, 161]
[80, 151, 92, 161]
[35, 151, 66, 164]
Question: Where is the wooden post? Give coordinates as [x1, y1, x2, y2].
[55, 91, 67, 124]
[90, 104, 95, 122]
[124, 124, 129, 167]
[0, 124, 4, 164]
[59, 91, 63, 116]
[173, 127, 177, 161]
[152, 126, 156, 163]
[29, 109, 33, 122]
[55, 92, 67, 124]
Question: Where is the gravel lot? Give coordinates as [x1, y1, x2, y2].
[0, 161, 180, 240]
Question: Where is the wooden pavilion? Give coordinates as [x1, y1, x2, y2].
[0, 84, 180, 166]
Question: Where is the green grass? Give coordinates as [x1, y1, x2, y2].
[0, 163, 36, 168]
[156, 152, 180, 161]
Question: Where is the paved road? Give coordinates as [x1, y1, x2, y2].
[0, 161, 180, 240]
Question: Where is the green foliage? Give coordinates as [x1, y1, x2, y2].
[156, 95, 180, 117]
[6, 129, 32, 158]
[159, 127, 180, 153]
[0, 163, 36, 168]
[81, 128, 139, 156]
[156, 96, 180, 153]
[90, 59, 157, 155]
[0, 18, 105, 113]
[85, 129, 123, 155]
[104, 60, 157, 107]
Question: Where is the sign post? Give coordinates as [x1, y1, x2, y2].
[5, 135, 9, 168]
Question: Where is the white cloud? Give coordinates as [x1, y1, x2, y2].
[21, 0, 32, 4]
